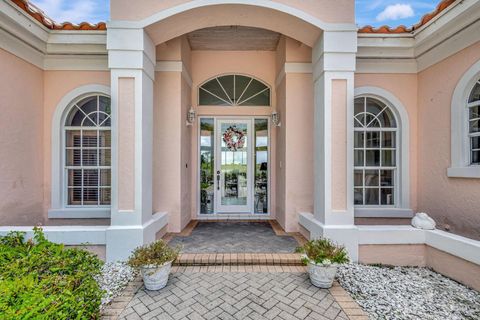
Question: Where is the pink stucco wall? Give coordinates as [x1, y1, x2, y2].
[0, 49, 44, 225]
[355, 73, 419, 212]
[111, 0, 354, 25]
[417, 41, 480, 240]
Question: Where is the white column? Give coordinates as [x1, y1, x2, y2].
[105, 27, 166, 261]
[309, 30, 359, 260]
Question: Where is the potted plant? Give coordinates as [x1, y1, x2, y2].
[128, 240, 180, 291]
[296, 238, 349, 288]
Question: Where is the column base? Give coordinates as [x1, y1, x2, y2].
[106, 212, 168, 262]
[299, 212, 359, 262]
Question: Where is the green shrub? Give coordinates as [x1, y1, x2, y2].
[0, 227, 104, 319]
[128, 240, 180, 269]
[296, 238, 349, 265]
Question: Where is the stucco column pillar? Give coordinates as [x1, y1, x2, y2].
[105, 27, 159, 261]
[308, 30, 359, 260]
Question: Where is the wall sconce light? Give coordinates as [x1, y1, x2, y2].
[186, 107, 196, 126]
[271, 111, 281, 127]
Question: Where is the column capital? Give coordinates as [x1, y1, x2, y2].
[107, 27, 156, 80]
[312, 30, 357, 79]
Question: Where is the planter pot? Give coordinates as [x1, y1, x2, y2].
[307, 262, 338, 288]
[140, 261, 173, 291]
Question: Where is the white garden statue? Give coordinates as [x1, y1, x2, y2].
[411, 212, 436, 230]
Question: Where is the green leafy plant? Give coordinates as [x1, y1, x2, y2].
[128, 240, 180, 269]
[0, 227, 104, 319]
[296, 238, 349, 266]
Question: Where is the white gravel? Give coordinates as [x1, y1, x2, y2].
[337, 264, 480, 320]
[95, 262, 138, 307]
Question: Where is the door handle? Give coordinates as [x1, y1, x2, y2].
[216, 171, 220, 190]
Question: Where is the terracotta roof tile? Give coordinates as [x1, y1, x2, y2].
[11, 0, 106, 31]
[358, 0, 456, 34]
[12, 0, 456, 34]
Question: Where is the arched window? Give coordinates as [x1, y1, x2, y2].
[354, 96, 398, 206]
[64, 95, 111, 206]
[198, 74, 270, 106]
[468, 81, 480, 165]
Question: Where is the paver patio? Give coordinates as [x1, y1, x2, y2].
[167, 222, 299, 253]
[117, 271, 352, 320]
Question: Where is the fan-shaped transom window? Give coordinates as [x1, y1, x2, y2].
[354, 97, 398, 206]
[199, 74, 270, 106]
[64, 95, 111, 206]
[468, 80, 480, 165]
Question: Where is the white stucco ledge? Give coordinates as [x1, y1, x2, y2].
[354, 208, 414, 218]
[447, 167, 480, 178]
[0, 225, 108, 245]
[48, 207, 111, 219]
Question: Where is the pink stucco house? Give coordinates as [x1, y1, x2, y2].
[0, 0, 479, 288]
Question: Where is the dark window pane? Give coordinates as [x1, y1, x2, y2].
[365, 188, 379, 205]
[381, 170, 394, 186]
[469, 82, 480, 103]
[199, 88, 229, 106]
[469, 106, 480, 120]
[472, 150, 480, 165]
[66, 130, 81, 147]
[354, 150, 364, 166]
[241, 88, 270, 106]
[378, 108, 396, 128]
[354, 114, 365, 127]
[365, 114, 380, 128]
[366, 131, 380, 148]
[366, 150, 380, 166]
[365, 170, 379, 186]
[470, 120, 480, 133]
[82, 132, 98, 147]
[218, 75, 235, 102]
[200, 118, 215, 214]
[381, 188, 394, 205]
[99, 149, 111, 166]
[354, 188, 363, 205]
[354, 132, 364, 148]
[366, 98, 384, 116]
[99, 131, 111, 147]
[382, 132, 396, 148]
[254, 119, 269, 214]
[382, 150, 396, 166]
[234, 75, 252, 103]
[200, 79, 230, 105]
[471, 136, 480, 150]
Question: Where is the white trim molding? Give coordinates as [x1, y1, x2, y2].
[49, 84, 111, 219]
[354, 87, 411, 217]
[448, 59, 480, 178]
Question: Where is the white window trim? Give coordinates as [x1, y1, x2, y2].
[48, 84, 111, 219]
[449, 59, 480, 178]
[354, 87, 411, 218]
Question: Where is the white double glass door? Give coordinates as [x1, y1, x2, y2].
[215, 119, 253, 213]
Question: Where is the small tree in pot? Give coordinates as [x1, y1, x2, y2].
[128, 240, 180, 291]
[296, 238, 349, 288]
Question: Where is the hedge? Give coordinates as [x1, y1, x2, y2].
[0, 227, 104, 319]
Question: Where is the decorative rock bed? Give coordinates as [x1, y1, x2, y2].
[95, 262, 138, 307]
[337, 264, 480, 320]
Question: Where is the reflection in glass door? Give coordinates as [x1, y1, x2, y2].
[216, 120, 251, 213]
[199, 117, 269, 214]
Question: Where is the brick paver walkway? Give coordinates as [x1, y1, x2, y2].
[168, 222, 299, 253]
[117, 272, 350, 320]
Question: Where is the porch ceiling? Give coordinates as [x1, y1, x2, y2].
[187, 26, 281, 51]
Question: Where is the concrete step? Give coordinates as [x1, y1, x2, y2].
[174, 253, 304, 266]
